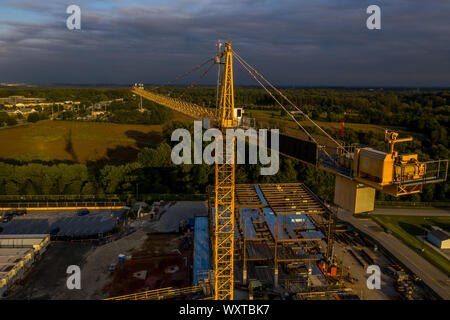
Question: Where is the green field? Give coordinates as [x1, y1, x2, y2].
[371, 215, 450, 276]
[0, 120, 166, 163]
[246, 109, 388, 134]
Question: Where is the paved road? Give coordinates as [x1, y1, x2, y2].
[372, 208, 450, 217]
[336, 209, 450, 300]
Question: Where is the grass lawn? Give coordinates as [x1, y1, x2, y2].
[0, 108, 193, 163]
[246, 109, 387, 134]
[370, 214, 450, 276]
[0, 120, 166, 163]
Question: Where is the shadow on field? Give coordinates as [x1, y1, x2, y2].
[426, 219, 450, 233]
[92, 130, 162, 165]
[125, 130, 162, 148]
[63, 129, 79, 163]
[106, 145, 140, 164]
[398, 222, 425, 236]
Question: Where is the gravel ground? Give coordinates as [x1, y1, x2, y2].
[148, 201, 208, 232]
[333, 242, 400, 300]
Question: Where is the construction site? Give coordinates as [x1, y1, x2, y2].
[1, 195, 435, 300]
[1, 40, 448, 301]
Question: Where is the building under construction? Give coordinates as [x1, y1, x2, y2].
[203, 183, 338, 298]
[105, 184, 341, 300]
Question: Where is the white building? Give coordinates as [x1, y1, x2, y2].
[0, 234, 50, 297]
[427, 226, 450, 249]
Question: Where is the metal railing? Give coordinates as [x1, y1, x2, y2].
[0, 194, 120, 202]
[395, 159, 448, 186]
[375, 200, 449, 208]
[104, 285, 203, 300]
[0, 201, 124, 209]
[318, 149, 354, 179]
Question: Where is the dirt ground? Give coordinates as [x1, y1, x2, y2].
[3, 201, 206, 300]
[103, 233, 193, 297]
[5, 224, 194, 300]
[6, 227, 151, 299]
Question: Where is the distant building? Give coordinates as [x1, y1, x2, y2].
[427, 226, 450, 249]
[5, 108, 37, 117]
[92, 99, 124, 110]
[91, 111, 106, 117]
[0, 97, 82, 108]
[0, 96, 46, 106]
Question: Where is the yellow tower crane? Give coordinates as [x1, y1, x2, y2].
[130, 40, 448, 299]
[131, 41, 237, 300]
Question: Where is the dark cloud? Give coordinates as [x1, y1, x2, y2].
[0, 0, 449, 86]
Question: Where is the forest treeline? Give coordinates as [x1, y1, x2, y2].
[0, 87, 448, 202]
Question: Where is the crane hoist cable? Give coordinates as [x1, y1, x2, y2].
[233, 55, 318, 144]
[151, 57, 215, 92]
[178, 61, 216, 101]
[216, 57, 222, 111]
[232, 49, 348, 155]
[233, 49, 346, 153]
[232, 52, 335, 162]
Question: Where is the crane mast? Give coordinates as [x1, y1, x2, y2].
[214, 41, 236, 300]
[131, 42, 238, 300]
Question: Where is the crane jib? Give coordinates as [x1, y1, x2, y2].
[131, 87, 215, 120]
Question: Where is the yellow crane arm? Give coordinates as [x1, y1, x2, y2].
[131, 86, 215, 120]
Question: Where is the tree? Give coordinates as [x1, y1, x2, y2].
[6, 116, 17, 126]
[137, 143, 173, 167]
[27, 112, 40, 123]
[0, 112, 9, 125]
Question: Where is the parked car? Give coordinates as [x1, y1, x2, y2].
[14, 209, 27, 216]
[2, 213, 13, 223]
[77, 209, 90, 216]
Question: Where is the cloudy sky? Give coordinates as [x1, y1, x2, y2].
[0, 0, 449, 86]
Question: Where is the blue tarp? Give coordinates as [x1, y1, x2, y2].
[299, 231, 325, 239]
[193, 216, 212, 284]
[254, 185, 267, 205]
[255, 185, 324, 242]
